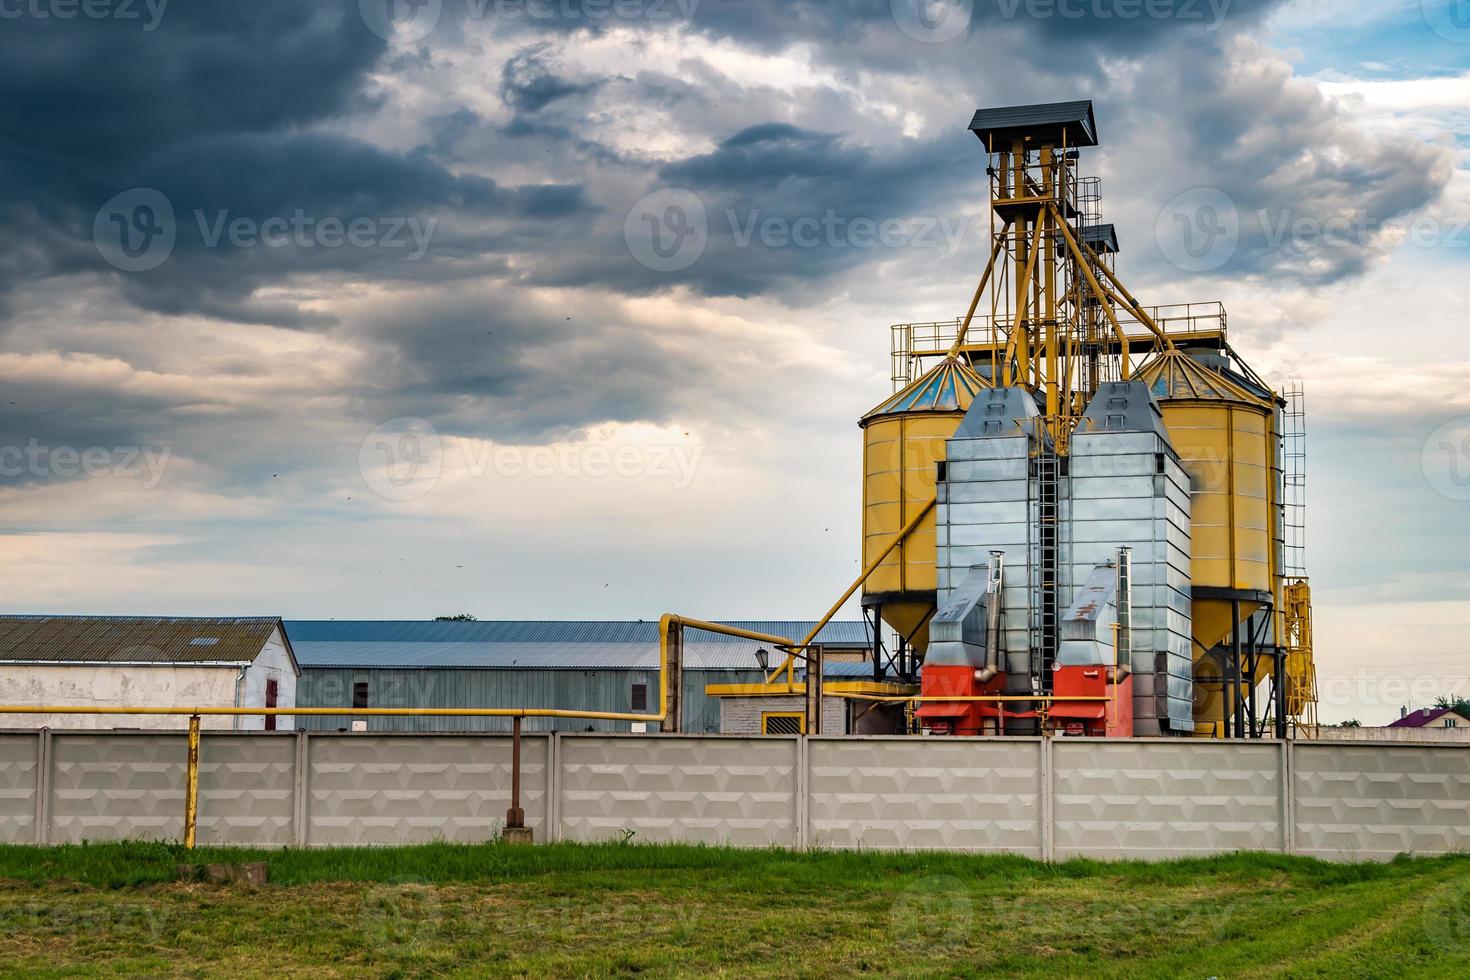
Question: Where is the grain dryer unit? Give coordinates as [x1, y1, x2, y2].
[863, 99, 1319, 737]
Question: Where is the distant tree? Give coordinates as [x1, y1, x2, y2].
[1432, 695, 1470, 718]
[434, 614, 478, 621]
[1334, 719, 1362, 728]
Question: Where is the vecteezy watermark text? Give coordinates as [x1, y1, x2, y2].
[358, 418, 703, 502]
[0, 0, 168, 30]
[92, 187, 439, 272]
[624, 187, 975, 272]
[194, 210, 437, 260]
[360, 0, 700, 44]
[0, 440, 172, 488]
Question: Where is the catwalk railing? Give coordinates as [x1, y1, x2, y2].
[1, 732, 1465, 862]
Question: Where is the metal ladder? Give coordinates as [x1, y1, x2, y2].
[1033, 445, 1062, 693]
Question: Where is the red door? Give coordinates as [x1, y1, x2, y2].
[265, 678, 278, 731]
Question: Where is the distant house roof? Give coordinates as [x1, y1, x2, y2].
[284, 620, 872, 671]
[0, 616, 290, 665]
[1388, 706, 1462, 728]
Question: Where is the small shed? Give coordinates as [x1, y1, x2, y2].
[0, 616, 298, 730]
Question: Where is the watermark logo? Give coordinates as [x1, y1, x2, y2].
[888, 875, 974, 953]
[1423, 0, 1470, 43]
[0, 0, 169, 30]
[194, 209, 437, 260]
[359, 417, 443, 502]
[358, 876, 443, 952]
[1423, 417, 1470, 502]
[0, 440, 172, 488]
[1156, 186, 1239, 273]
[93, 188, 176, 273]
[892, 0, 972, 43]
[624, 188, 708, 272]
[360, 0, 443, 43]
[1423, 877, 1470, 953]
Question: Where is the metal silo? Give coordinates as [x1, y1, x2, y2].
[861, 356, 988, 657]
[1138, 349, 1280, 731]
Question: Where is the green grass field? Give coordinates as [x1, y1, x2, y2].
[0, 841, 1467, 977]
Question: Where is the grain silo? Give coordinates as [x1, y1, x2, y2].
[860, 356, 988, 659]
[860, 100, 1318, 737]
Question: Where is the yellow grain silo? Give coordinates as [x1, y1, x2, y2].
[1138, 350, 1279, 729]
[860, 357, 988, 655]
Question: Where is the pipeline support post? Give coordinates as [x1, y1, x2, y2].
[184, 714, 201, 849]
[504, 715, 533, 844]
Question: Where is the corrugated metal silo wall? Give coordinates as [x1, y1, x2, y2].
[294, 668, 761, 733]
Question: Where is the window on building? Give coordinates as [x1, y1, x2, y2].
[265, 678, 278, 732]
[761, 712, 805, 735]
[1447, 718, 1458, 728]
[630, 683, 648, 712]
[353, 681, 370, 710]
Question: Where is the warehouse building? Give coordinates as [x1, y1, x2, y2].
[0, 615, 298, 730]
[286, 619, 874, 733]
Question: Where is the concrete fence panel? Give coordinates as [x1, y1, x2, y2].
[807, 736, 1044, 855]
[0, 733, 39, 844]
[1051, 740, 1285, 859]
[196, 733, 297, 847]
[1291, 743, 1470, 861]
[557, 735, 799, 847]
[305, 734, 548, 846]
[49, 733, 186, 844]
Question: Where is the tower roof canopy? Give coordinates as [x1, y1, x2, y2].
[969, 100, 1098, 149]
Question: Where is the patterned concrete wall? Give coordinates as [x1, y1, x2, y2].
[49, 733, 186, 843]
[557, 735, 798, 847]
[0, 734, 38, 843]
[1292, 743, 1470, 861]
[1052, 740, 1284, 859]
[808, 737, 1042, 855]
[305, 734, 547, 846]
[197, 734, 296, 847]
[0, 732, 1465, 860]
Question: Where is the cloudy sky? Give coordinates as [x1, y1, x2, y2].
[2, 0, 1466, 722]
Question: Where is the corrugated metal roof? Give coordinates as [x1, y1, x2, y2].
[0, 616, 282, 664]
[969, 100, 1097, 149]
[285, 620, 873, 670]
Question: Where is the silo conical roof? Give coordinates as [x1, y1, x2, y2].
[860, 357, 989, 425]
[1136, 349, 1270, 407]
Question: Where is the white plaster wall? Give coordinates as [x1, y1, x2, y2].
[718, 695, 847, 735]
[0, 665, 244, 730]
[237, 627, 297, 730]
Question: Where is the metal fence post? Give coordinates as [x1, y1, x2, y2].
[34, 728, 50, 846]
[183, 715, 201, 849]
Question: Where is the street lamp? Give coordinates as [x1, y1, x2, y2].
[754, 647, 771, 672]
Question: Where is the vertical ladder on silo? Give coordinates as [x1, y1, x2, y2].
[1282, 381, 1307, 577]
[1036, 447, 1061, 693]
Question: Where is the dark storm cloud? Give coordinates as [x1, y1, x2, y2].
[0, 0, 1453, 503]
[501, 43, 603, 112]
[0, 1, 594, 326]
